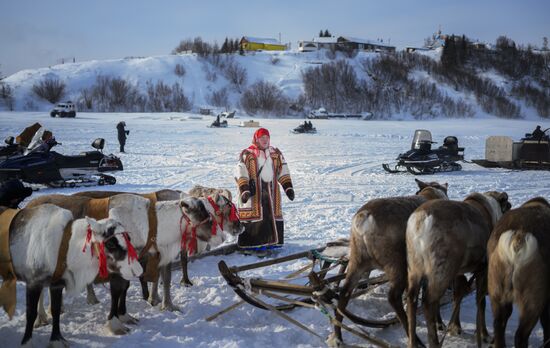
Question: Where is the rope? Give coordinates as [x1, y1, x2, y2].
[311, 249, 348, 264]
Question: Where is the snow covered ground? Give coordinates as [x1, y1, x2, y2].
[1, 111, 549, 347]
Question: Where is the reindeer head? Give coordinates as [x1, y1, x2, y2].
[85, 217, 143, 281]
[414, 178, 448, 199]
[484, 191, 512, 217]
[207, 193, 243, 237]
[180, 194, 243, 253]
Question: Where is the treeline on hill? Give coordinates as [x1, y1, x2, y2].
[172, 37, 242, 56]
[29, 76, 192, 112]
[301, 35, 549, 118]
[440, 35, 550, 117]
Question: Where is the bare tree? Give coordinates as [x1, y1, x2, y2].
[32, 77, 66, 104]
[241, 80, 288, 115]
[224, 58, 247, 92]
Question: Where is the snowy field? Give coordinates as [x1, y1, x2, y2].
[1, 111, 549, 347]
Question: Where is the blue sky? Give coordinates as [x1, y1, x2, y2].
[1, 0, 549, 76]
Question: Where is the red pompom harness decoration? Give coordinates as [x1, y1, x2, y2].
[82, 224, 138, 279]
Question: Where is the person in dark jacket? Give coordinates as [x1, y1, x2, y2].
[0, 179, 33, 208]
[531, 125, 545, 140]
[116, 121, 129, 153]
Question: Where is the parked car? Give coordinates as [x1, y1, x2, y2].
[50, 101, 76, 118]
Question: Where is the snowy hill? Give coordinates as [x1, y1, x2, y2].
[1, 49, 547, 119]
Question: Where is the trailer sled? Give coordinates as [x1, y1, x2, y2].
[215, 239, 403, 347]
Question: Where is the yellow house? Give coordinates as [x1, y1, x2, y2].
[240, 36, 286, 51]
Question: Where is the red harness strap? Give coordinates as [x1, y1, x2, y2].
[207, 196, 222, 234]
[179, 210, 209, 256]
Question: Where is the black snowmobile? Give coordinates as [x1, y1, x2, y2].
[382, 129, 464, 175]
[292, 122, 317, 134]
[0, 137, 123, 188]
[208, 119, 228, 128]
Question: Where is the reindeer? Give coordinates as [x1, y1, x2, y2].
[73, 187, 239, 305]
[26, 193, 150, 333]
[329, 179, 448, 347]
[488, 197, 550, 348]
[27, 192, 242, 333]
[1, 204, 142, 347]
[406, 191, 511, 348]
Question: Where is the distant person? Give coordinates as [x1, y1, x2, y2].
[116, 121, 129, 153]
[214, 115, 221, 127]
[532, 125, 545, 140]
[0, 179, 33, 209]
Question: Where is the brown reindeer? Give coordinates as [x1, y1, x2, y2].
[329, 179, 448, 347]
[488, 197, 550, 348]
[406, 191, 511, 348]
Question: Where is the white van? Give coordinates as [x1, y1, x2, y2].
[50, 101, 76, 118]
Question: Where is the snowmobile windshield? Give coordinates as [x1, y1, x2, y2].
[411, 129, 433, 150]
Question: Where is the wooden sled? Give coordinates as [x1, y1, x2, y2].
[214, 240, 400, 347]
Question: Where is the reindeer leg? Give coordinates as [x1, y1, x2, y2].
[139, 258, 149, 301]
[475, 270, 490, 345]
[539, 304, 550, 348]
[327, 262, 371, 347]
[86, 284, 100, 305]
[515, 304, 540, 348]
[34, 289, 50, 328]
[406, 276, 423, 348]
[148, 277, 161, 307]
[424, 299, 440, 348]
[388, 277, 424, 345]
[118, 278, 139, 325]
[105, 275, 130, 335]
[448, 275, 469, 336]
[491, 300, 512, 348]
[161, 265, 180, 312]
[49, 285, 68, 346]
[22, 284, 43, 346]
[180, 252, 193, 286]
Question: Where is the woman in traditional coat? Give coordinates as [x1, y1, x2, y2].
[234, 128, 294, 253]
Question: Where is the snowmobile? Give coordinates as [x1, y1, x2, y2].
[382, 129, 464, 175]
[292, 123, 317, 134]
[208, 119, 228, 128]
[0, 137, 123, 188]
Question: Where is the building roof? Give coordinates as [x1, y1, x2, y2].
[338, 36, 395, 48]
[313, 37, 338, 44]
[242, 36, 283, 45]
